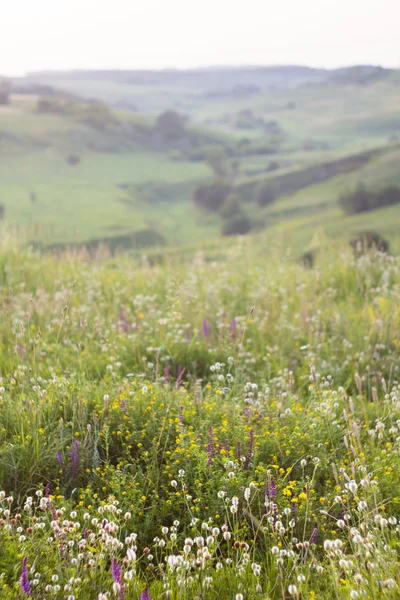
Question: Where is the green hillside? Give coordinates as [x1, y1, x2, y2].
[1, 68, 400, 252]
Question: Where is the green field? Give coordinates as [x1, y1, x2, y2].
[1, 66, 400, 254]
[1, 240, 400, 598]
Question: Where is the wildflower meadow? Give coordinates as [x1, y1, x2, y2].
[0, 238, 400, 599]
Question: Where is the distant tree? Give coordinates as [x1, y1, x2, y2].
[204, 145, 229, 178]
[221, 214, 252, 236]
[339, 183, 400, 215]
[0, 80, 11, 105]
[256, 181, 277, 206]
[219, 194, 242, 218]
[193, 181, 231, 212]
[338, 183, 372, 214]
[0, 204, 5, 220]
[350, 232, 390, 253]
[155, 110, 186, 140]
[66, 154, 81, 166]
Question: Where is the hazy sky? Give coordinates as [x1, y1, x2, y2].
[1, 0, 399, 75]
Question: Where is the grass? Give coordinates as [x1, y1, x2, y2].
[0, 238, 400, 598]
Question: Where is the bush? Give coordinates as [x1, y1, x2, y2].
[256, 181, 277, 206]
[350, 231, 390, 253]
[66, 154, 81, 166]
[193, 181, 231, 212]
[221, 214, 252, 236]
[339, 184, 400, 215]
[155, 110, 186, 140]
[219, 194, 242, 218]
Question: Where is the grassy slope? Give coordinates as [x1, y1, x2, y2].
[0, 242, 400, 598]
[0, 97, 217, 245]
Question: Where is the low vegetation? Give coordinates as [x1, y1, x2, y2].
[339, 184, 400, 215]
[0, 240, 399, 598]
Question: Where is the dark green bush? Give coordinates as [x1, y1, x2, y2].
[193, 181, 232, 212]
[221, 214, 252, 236]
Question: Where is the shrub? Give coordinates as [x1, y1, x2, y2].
[193, 181, 231, 212]
[350, 231, 390, 253]
[155, 110, 186, 140]
[221, 214, 252, 236]
[66, 154, 81, 166]
[256, 181, 277, 206]
[339, 184, 400, 215]
[219, 194, 242, 218]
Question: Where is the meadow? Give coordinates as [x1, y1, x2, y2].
[0, 237, 400, 598]
[2, 68, 400, 252]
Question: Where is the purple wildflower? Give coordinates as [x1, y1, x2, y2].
[291, 501, 297, 520]
[244, 407, 250, 423]
[119, 309, 129, 332]
[70, 439, 80, 477]
[164, 365, 170, 383]
[224, 439, 229, 453]
[207, 426, 214, 466]
[140, 588, 151, 600]
[244, 429, 254, 469]
[20, 557, 31, 595]
[311, 522, 319, 544]
[56, 451, 64, 468]
[179, 406, 184, 425]
[202, 318, 210, 339]
[236, 440, 241, 461]
[228, 317, 236, 338]
[111, 558, 125, 598]
[44, 482, 50, 498]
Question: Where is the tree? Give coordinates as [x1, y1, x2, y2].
[155, 111, 186, 140]
[256, 181, 277, 206]
[193, 181, 231, 212]
[219, 194, 242, 218]
[221, 214, 252, 236]
[338, 183, 373, 214]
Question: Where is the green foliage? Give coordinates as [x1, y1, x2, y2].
[155, 110, 186, 140]
[218, 193, 242, 218]
[256, 180, 277, 206]
[220, 213, 252, 235]
[0, 242, 399, 598]
[193, 180, 232, 212]
[339, 183, 400, 214]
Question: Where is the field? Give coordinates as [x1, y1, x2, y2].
[2, 67, 400, 253]
[0, 239, 400, 598]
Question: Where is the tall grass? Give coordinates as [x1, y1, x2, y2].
[0, 239, 399, 598]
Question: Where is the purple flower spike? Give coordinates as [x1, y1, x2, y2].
[311, 521, 319, 544]
[20, 557, 31, 595]
[164, 365, 170, 383]
[140, 588, 151, 600]
[202, 318, 210, 339]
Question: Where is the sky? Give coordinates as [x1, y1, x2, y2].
[1, 0, 399, 76]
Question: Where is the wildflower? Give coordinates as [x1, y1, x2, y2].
[140, 588, 151, 600]
[288, 584, 298, 596]
[20, 557, 31, 595]
[244, 429, 254, 469]
[311, 522, 319, 544]
[111, 558, 124, 598]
